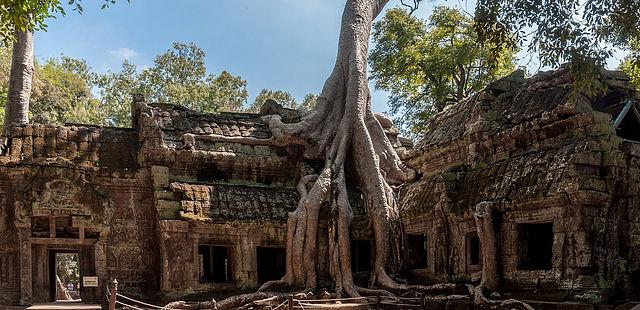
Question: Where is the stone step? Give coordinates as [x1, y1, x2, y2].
[25, 302, 101, 310]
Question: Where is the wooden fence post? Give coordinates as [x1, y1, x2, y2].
[108, 279, 118, 310]
[288, 296, 294, 310]
[376, 292, 381, 310]
[421, 292, 426, 310]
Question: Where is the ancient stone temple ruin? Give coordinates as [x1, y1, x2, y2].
[0, 68, 639, 306]
[399, 68, 640, 303]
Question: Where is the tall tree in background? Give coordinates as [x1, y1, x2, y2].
[299, 93, 318, 111]
[30, 56, 101, 125]
[370, 6, 515, 135]
[94, 60, 140, 126]
[0, 45, 102, 127]
[3, 30, 33, 133]
[0, 0, 127, 134]
[474, 0, 640, 91]
[137, 42, 248, 113]
[247, 89, 297, 112]
[620, 39, 640, 89]
[0, 42, 249, 128]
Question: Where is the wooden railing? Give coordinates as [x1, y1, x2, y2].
[107, 279, 467, 310]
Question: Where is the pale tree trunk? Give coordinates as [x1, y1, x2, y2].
[474, 202, 499, 291]
[170, 2, 455, 306]
[255, 0, 453, 297]
[473, 202, 533, 309]
[3, 30, 33, 135]
[166, 0, 528, 308]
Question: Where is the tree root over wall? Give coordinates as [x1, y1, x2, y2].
[165, 0, 533, 308]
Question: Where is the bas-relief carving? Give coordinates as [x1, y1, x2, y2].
[25, 178, 104, 219]
[105, 190, 158, 293]
[0, 252, 18, 291]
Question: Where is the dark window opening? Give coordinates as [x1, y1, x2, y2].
[198, 245, 232, 283]
[55, 217, 79, 239]
[615, 104, 640, 141]
[405, 234, 428, 269]
[32, 217, 50, 237]
[85, 230, 100, 239]
[517, 222, 553, 270]
[592, 95, 640, 142]
[466, 232, 482, 272]
[256, 247, 286, 283]
[196, 165, 229, 183]
[351, 240, 372, 273]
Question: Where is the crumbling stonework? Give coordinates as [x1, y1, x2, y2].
[399, 68, 640, 303]
[1, 68, 639, 307]
[0, 98, 371, 306]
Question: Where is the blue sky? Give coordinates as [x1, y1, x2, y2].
[33, 0, 627, 114]
[35, 0, 402, 112]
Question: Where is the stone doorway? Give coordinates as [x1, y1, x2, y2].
[49, 251, 80, 302]
[31, 244, 98, 304]
[256, 247, 286, 284]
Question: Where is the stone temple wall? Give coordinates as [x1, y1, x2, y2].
[0, 100, 360, 305]
[0, 123, 158, 305]
[399, 68, 640, 303]
[1, 68, 638, 307]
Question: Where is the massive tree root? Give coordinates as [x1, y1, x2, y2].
[255, 0, 443, 298]
[166, 1, 532, 309]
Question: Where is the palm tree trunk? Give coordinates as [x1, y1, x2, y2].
[3, 30, 33, 135]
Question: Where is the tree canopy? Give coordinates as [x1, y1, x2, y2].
[95, 42, 250, 126]
[247, 89, 297, 112]
[247, 89, 318, 113]
[620, 39, 640, 88]
[0, 42, 253, 127]
[30, 56, 102, 125]
[0, 45, 101, 127]
[0, 0, 126, 44]
[370, 6, 516, 135]
[474, 0, 640, 88]
[134, 42, 249, 114]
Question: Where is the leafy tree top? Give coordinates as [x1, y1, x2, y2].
[369, 6, 515, 136]
[474, 0, 640, 86]
[0, 0, 127, 45]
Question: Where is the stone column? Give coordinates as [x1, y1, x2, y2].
[474, 202, 498, 291]
[18, 227, 31, 305]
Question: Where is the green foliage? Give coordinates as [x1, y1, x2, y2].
[207, 71, 249, 112]
[370, 7, 515, 135]
[474, 0, 640, 91]
[95, 42, 248, 126]
[56, 253, 79, 285]
[299, 93, 318, 111]
[0, 0, 64, 44]
[136, 42, 248, 114]
[0, 0, 128, 45]
[248, 89, 297, 112]
[620, 39, 640, 89]
[0, 42, 249, 128]
[30, 56, 102, 125]
[0, 45, 100, 126]
[94, 60, 140, 126]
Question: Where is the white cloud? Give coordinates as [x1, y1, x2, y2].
[108, 47, 139, 61]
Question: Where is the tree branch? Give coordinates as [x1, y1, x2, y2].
[399, 0, 420, 15]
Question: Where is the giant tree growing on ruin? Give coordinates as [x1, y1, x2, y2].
[255, 0, 419, 297]
[186, 1, 531, 308]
